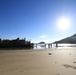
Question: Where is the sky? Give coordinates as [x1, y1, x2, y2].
[0, 0, 76, 43]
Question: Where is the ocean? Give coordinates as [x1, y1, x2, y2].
[33, 43, 76, 49]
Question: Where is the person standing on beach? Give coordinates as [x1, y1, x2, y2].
[51, 43, 52, 48]
[56, 43, 58, 48]
[48, 44, 50, 48]
[45, 44, 46, 49]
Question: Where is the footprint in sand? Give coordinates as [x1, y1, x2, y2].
[69, 53, 71, 55]
[55, 62, 57, 63]
[56, 74, 60, 75]
[62, 64, 76, 69]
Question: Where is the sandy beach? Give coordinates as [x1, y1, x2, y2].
[0, 47, 76, 75]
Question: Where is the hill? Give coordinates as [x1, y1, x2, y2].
[38, 42, 45, 44]
[54, 33, 76, 44]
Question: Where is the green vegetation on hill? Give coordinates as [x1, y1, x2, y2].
[0, 38, 34, 49]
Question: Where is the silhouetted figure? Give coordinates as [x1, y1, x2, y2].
[36, 44, 37, 48]
[56, 43, 58, 48]
[48, 44, 50, 48]
[45, 44, 46, 49]
[51, 43, 52, 48]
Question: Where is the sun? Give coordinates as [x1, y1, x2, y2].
[58, 18, 70, 31]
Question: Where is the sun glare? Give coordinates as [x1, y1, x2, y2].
[58, 18, 70, 31]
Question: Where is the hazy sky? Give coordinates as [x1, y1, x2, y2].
[0, 0, 76, 43]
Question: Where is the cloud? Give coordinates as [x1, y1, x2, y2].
[40, 34, 47, 39]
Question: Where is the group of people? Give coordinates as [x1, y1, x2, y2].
[48, 43, 58, 48]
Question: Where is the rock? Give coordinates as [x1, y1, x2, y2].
[73, 62, 76, 63]
[49, 53, 52, 55]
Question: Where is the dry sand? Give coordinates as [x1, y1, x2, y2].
[0, 47, 76, 75]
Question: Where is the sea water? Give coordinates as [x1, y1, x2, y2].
[33, 43, 76, 49]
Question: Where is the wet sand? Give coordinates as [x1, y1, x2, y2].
[0, 47, 76, 75]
